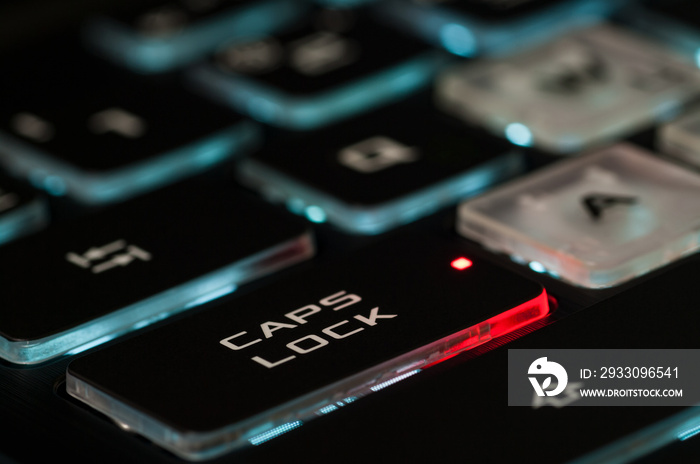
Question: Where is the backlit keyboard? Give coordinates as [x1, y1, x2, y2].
[2, 1, 700, 463]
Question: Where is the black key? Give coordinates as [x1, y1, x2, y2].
[66, 234, 549, 461]
[0, 178, 314, 365]
[83, 0, 306, 73]
[238, 100, 523, 234]
[0, 174, 47, 245]
[247, 260, 700, 464]
[188, 7, 449, 129]
[0, 36, 259, 204]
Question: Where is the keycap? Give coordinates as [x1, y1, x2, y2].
[374, 0, 626, 57]
[66, 234, 549, 460]
[238, 99, 524, 234]
[659, 106, 700, 167]
[457, 143, 700, 288]
[436, 24, 700, 154]
[0, 174, 48, 245]
[0, 36, 260, 204]
[246, 261, 700, 464]
[0, 178, 314, 365]
[188, 7, 450, 130]
[622, 0, 700, 67]
[83, 0, 307, 73]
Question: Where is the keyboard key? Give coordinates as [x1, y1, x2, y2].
[375, 0, 626, 57]
[659, 106, 700, 167]
[622, 0, 700, 67]
[83, 0, 307, 73]
[66, 234, 549, 460]
[436, 24, 700, 154]
[457, 143, 700, 288]
[238, 101, 524, 234]
[0, 174, 48, 245]
[0, 38, 260, 204]
[272, 261, 700, 464]
[188, 7, 450, 130]
[0, 178, 314, 365]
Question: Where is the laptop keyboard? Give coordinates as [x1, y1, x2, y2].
[1, 0, 700, 462]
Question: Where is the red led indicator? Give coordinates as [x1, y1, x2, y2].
[451, 257, 473, 270]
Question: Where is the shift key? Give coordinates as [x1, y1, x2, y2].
[0, 179, 314, 365]
[66, 234, 550, 461]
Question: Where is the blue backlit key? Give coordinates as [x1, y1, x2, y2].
[83, 0, 306, 73]
[237, 99, 524, 234]
[188, 7, 450, 130]
[0, 174, 47, 245]
[0, 36, 259, 204]
[0, 177, 314, 365]
[374, 0, 627, 58]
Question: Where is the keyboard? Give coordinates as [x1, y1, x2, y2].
[2, 0, 700, 462]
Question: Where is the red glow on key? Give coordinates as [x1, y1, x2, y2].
[487, 289, 550, 338]
[424, 289, 551, 368]
[451, 257, 473, 270]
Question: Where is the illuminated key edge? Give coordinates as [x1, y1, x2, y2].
[238, 150, 523, 234]
[82, 0, 306, 73]
[0, 120, 260, 204]
[65, 287, 548, 460]
[374, 0, 620, 57]
[0, 195, 48, 245]
[188, 51, 449, 130]
[572, 406, 700, 464]
[0, 232, 314, 365]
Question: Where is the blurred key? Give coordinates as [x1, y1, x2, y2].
[375, 0, 627, 57]
[622, 0, 700, 68]
[0, 36, 260, 204]
[0, 174, 47, 245]
[83, 0, 307, 73]
[0, 178, 314, 365]
[457, 143, 700, 288]
[660, 106, 700, 167]
[66, 234, 549, 460]
[437, 24, 700, 154]
[238, 100, 524, 234]
[189, 7, 450, 130]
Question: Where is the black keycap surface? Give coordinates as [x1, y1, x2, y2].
[0, 178, 314, 364]
[0, 36, 257, 202]
[208, 8, 436, 95]
[238, 100, 522, 233]
[67, 234, 547, 460]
